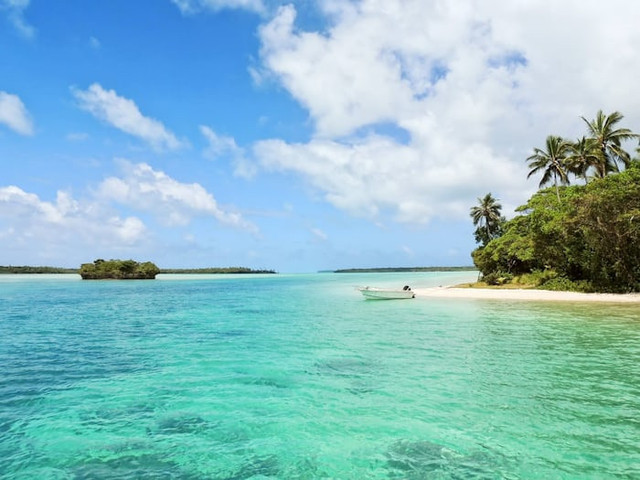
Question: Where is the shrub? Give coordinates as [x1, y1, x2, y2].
[79, 259, 159, 279]
[513, 269, 559, 287]
[482, 272, 513, 286]
[539, 276, 594, 293]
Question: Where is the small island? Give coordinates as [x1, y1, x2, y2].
[79, 259, 160, 280]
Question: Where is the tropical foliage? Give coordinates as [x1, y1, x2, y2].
[526, 135, 571, 200]
[472, 111, 640, 292]
[565, 136, 599, 183]
[470, 193, 504, 246]
[581, 110, 637, 176]
[79, 259, 160, 280]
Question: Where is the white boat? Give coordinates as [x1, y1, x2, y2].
[358, 285, 415, 300]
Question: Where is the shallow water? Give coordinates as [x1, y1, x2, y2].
[1, 272, 639, 479]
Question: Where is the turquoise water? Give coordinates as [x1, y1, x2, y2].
[1, 272, 640, 479]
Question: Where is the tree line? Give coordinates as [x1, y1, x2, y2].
[0, 266, 77, 274]
[0, 264, 275, 275]
[160, 267, 276, 274]
[334, 267, 475, 273]
[470, 110, 640, 292]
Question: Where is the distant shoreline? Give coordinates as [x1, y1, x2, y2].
[0, 266, 78, 274]
[414, 286, 640, 303]
[2, 266, 472, 275]
[334, 267, 476, 273]
[0, 266, 276, 275]
[159, 268, 276, 274]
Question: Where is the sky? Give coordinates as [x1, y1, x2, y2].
[1, 0, 640, 272]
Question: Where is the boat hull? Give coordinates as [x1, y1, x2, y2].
[358, 287, 415, 300]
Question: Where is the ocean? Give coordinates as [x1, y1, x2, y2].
[1, 272, 639, 479]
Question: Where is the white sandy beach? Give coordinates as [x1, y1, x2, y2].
[413, 286, 640, 303]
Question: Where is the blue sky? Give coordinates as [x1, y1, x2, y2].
[1, 0, 639, 272]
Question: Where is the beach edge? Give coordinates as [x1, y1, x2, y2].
[413, 286, 640, 303]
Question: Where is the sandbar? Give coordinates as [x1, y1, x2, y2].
[413, 286, 640, 303]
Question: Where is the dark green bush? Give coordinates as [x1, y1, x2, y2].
[79, 259, 159, 279]
[482, 272, 513, 286]
[539, 276, 594, 293]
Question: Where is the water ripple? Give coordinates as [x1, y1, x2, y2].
[1, 274, 640, 478]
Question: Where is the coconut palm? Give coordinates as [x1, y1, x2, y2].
[565, 136, 600, 183]
[581, 110, 638, 176]
[526, 135, 571, 200]
[470, 193, 503, 246]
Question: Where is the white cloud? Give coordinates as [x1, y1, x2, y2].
[255, 0, 640, 224]
[96, 160, 258, 232]
[255, 135, 524, 224]
[0, 185, 146, 251]
[171, 0, 264, 15]
[1, 0, 35, 38]
[0, 161, 258, 264]
[258, 4, 419, 138]
[200, 125, 256, 178]
[72, 83, 183, 151]
[0, 91, 34, 135]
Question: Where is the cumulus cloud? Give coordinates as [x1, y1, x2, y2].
[0, 185, 146, 250]
[255, 0, 640, 224]
[255, 135, 524, 223]
[72, 83, 183, 151]
[1, 0, 35, 38]
[96, 160, 258, 232]
[0, 91, 34, 135]
[0, 161, 258, 263]
[171, 0, 264, 15]
[200, 125, 256, 178]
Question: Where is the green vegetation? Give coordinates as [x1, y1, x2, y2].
[471, 110, 640, 293]
[159, 267, 276, 274]
[469, 193, 504, 246]
[0, 266, 77, 274]
[335, 267, 475, 273]
[526, 135, 571, 201]
[79, 259, 160, 280]
[0, 264, 276, 275]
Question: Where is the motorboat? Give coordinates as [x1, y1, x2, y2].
[358, 285, 415, 300]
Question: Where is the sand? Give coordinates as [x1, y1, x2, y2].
[413, 286, 640, 303]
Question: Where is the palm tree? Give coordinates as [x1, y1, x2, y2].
[526, 135, 571, 201]
[581, 110, 638, 177]
[565, 136, 599, 183]
[470, 193, 503, 246]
